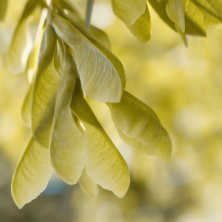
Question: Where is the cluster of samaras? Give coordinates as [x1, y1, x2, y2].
[2, 0, 222, 208]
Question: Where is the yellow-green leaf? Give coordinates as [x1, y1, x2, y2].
[108, 91, 172, 160]
[50, 102, 84, 185]
[4, 0, 39, 74]
[79, 169, 99, 197]
[52, 14, 125, 103]
[26, 8, 48, 83]
[128, 4, 151, 42]
[4, 18, 33, 74]
[88, 25, 111, 50]
[187, 0, 222, 27]
[167, 0, 186, 33]
[31, 26, 58, 148]
[21, 85, 33, 128]
[21, 10, 48, 128]
[112, 0, 151, 41]
[32, 62, 59, 148]
[72, 83, 130, 198]
[63, 9, 111, 49]
[19, 0, 39, 22]
[50, 42, 85, 184]
[112, 0, 147, 24]
[206, 0, 222, 15]
[0, 0, 8, 20]
[11, 138, 52, 209]
[148, 0, 206, 36]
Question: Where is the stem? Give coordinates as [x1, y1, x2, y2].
[46, 0, 52, 7]
[85, 0, 94, 29]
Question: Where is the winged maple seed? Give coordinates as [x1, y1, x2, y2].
[4, 0, 222, 209]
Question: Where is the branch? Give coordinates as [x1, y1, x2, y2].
[85, 0, 94, 29]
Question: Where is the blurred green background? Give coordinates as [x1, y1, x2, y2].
[1, 0, 222, 221]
